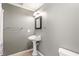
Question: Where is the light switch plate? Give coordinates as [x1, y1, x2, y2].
[27, 29, 30, 32]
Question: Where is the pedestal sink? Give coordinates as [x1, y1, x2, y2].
[28, 35, 41, 56]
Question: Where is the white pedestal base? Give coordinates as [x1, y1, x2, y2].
[32, 41, 38, 56]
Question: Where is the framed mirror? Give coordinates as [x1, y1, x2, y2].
[35, 16, 42, 29]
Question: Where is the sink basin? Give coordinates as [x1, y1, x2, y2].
[28, 35, 41, 41]
[28, 35, 41, 56]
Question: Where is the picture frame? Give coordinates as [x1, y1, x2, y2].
[35, 16, 42, 29]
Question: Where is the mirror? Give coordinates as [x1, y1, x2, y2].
[35, 16, 42, 29]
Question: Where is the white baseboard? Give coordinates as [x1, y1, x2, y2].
[38, 51, 44, 56]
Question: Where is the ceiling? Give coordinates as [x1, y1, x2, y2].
[16, 3, 44, 11]
[3, 3, 44, 16]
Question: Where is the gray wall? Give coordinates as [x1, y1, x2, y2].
[36, 3, 79, 56]
[3, 4, 34, 55]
